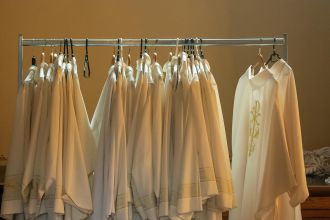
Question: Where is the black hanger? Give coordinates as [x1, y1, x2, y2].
[63, 38, 69, 62]
[140, 38, 143, 59]
[70, 38, 75, 59]
[116, 38, 120, 62]
[144, 38, 148, 53]
[66, 39, 69, 60]
[83, 38, 91, 78]
[199, 38, 204, 59]
[191, 39, 196, 58]
[266, 38, 281, 65]
[32, 56, 37, 66]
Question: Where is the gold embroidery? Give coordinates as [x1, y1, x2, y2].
[248, 100, 261, 157]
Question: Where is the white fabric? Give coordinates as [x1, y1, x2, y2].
[112, 74, 129, 220]
[1, 67, 36, 219]
[229, 67, 298, 220]
[62, 63, 93, 218]
[268, 59, 309, 220]
[150, 62, 165, 201]
[159, 70, 173, 217]
[131, 73, 157, 220]
[72, 57, 96, 177]
[199, 66, 234, 213]
[91, 69, 116, 220]
[22, 69, 45, 217]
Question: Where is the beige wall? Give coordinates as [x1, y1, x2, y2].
[0, 0, 329, 164]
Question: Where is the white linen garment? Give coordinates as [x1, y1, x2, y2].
[62, 63, 93, 219]
[159, 67, 174, 217]
[197, 63, 234, 220]
[44, 56, 64, 213]
[72, 57, 97, 177]
[91, 68, 116, 220]
[267, 59, 309, 220]
[21, 68, 45, 217]
[229, 67, 299, 220]
[131, 73, 157, 220]
[169, 54, 195, 220]
[1, 66, 36, 219]
[111, 73, 129, 220]
[150, 61, 165, 201]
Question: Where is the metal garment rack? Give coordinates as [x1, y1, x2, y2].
[18, 33, 288, 89]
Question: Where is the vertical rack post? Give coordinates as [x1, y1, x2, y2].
[18, 34, 23, 90]
[283, 33, 288, 62]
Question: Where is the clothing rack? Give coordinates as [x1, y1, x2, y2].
[18, 33, 289, 89]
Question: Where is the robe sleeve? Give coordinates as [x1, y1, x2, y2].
[283, 72, 309, 206]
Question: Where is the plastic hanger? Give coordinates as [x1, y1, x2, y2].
[32, 56, 37, 66]
[70, 38, 75, 59]
[199, 38, 205, 59]
[140, 38, 143, 59]
[265, 38, 281, 65]
[83, 38, 91, 78]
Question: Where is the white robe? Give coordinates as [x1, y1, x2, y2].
[126, 61, 147, 220]
[62, 63, 93, 219]
[229, 67, 298, 220]
[267, 59, 309, 220]
[22, 69, 45, 217]
[196, 66, 234, 220]
[91, 69, 116, 220]
[111, 74, 129, 220]
[150, 62, 165, 201]
[123, 65, 136, 219]
[203, 60, 234, 210]
[169, 55, 194, 220]
[1, 66, 36, 220]
[72, 57, 96, 177]
[131, 73, 157, 220]
[159, 68, 174, 217]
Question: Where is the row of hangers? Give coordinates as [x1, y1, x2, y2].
[30, 37, 281, 79]
[31, 38, 91, 78]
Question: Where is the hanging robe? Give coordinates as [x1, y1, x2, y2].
[159, 65, 174, 218]
[267, 59, 309, 220]
[91, 68, 116, 220]
[1, 66, 36, 220]
[150, 62, 165, 202]
[62, 62, 93, 219]
[229, 67, 298, 220]
[131, 73, 157, 220]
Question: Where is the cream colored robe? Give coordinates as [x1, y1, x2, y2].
[229, 67, 298, 220]
[1, 66, 36, 220]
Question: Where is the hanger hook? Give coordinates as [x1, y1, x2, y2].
[84, 38, 91, 78]
[70, 38, 74, 58]
[116, 38, 120, 62]
[140, 38, 143, 59]
[273, 37, 276, 52]
[144, 38, 148, 53]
